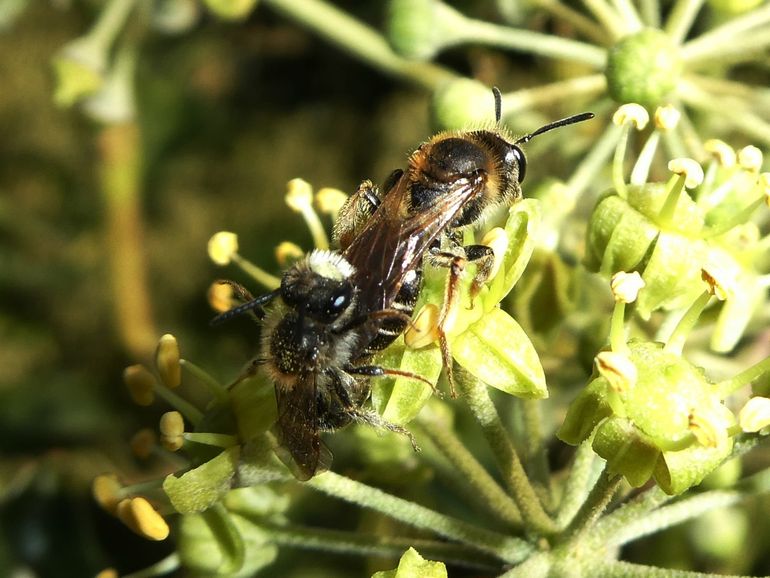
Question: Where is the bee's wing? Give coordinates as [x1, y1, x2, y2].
[344, 171, 484, 312]
[273, 374, 332, 481]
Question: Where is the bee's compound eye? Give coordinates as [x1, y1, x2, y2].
[318, 283, 352, 322]
[511, 145, 526, 183]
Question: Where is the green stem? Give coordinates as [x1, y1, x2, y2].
[253, 521, 501, 571]
[458, 372, 558, 535]
[681, 3, 770, 62]
[629, 131, 660, 185]
[664, 290, 711, 355]
[716, 355, 770, 397]
[307, 472, 533, 563]
[638, 0, 661, 27]
[580, 0, 627, 40]
[99, 123, 157, 358]
[521, 399, 553, 507]
[503, 74, 607, 113]
[704, 195, 765, 238]
[153, 383, 204, 426]
[612, 125, 630, 199]
[183, 432, 239, 447]
[462, 17, 607, 68]
[555, 442, 599, 528]
[601, 490, 741, 548]
[656, 174, 685, 227]
[499, 551, 552, 578]
[261, 0, 456, 90]
[609, 0, 643, 32]
[180, 359, 229, 403]
[664, 0, 705, 44]
[592, 485, 671, 541]
[561, 468, 622, 540]
[594, 560, 755, 578]
[532, 0, 609, 44]
[566, 118, 622, 201]
[89, 0, 138, 50]
[122, 553, 180, 578]
[231, 253, 281, 290]
[686, 30, 770, 68]
[416, 413, 522, 526]
[675, 107, 704, 160]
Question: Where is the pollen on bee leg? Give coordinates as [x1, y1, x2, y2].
[159, 411, 185, 451]
[116, 497, 170, 541]
[405, 304, 440, 349]
[208, 281, 236, 314]
[123, 364, 157, 406]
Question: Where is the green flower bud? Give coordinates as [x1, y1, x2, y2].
[605, 29, 683, 108]
[386, 0, 468, 60]
[430, 79, 495, 131]
[201, 0, 258, 20]
[560, 341, 735, 494]
[372, 547, 447, 578]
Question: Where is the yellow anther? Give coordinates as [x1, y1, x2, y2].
[285, 178, 314, 212]
[207, 231, 239, 266]
[612, 104, 649, 130]
[96, 569, 118, 578]
[405, 304, 441, 349]
[704, 139, 736, 168]
[700, 266, 731, 301]
[610, 271, 645, 303]
[653, 105, 680, 131]
[316, 187, 348, 216]
[595, 351, 637, 394]
[123, 364, 157, 406]
[155, 334, 181, 388]
[739, 397, 770, 433]
[130, 428, 157, 459]
[479, 227, 509, 281]
[116, 497, 170, 541]
[92, 474, 122, 514]
[208, 281, 235, 314]
[160, 411, 185, 451]
[688, 408, 725, 449]
[668, 158, 704, 189]
[275, 241, 304, 268]
[737, 145, 763, 172]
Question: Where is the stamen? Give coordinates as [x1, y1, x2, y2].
[285, 178, 329, 250]
[316, 187, 348, 224]
[207, 231, 239, 266]
[595, 351, 638, 394]
[612, 104, 650, 198]
[159, 411, 185, 451]
[93, 473, 123, 514]
[207, 281, 236, 314]
[704, 139, 736, 168]
[739, 397, 770, 433]
[654, 104, 680, 131]
[610, 271, 645, 303]
[737, 145, 763, 172]
[405, 304, 441, 349]
[130, 428, 157, 459]
[275, 241, 305, 268]
[116, 497, 170, 541]
[123, 364, 157, 406]
[155, 334, 181, 389]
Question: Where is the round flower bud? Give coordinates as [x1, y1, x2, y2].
[207, 231, 239, 266]
[386, 0, 468, 60]
[605, 28, 683, 108]
[430, 78, 496, 131]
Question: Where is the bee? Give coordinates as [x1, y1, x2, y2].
[214, 90, 593, 479]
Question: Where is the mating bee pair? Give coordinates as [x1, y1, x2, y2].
[213, 89, 593, 480]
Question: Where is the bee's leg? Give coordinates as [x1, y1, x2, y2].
[333, 179, 381, 250]
[463, 244, 496, 302]
[210, 280, 278, 324]
[347, 364, 436, 392]
[226, 357, 267, 389]
[347, 406, 420, 452]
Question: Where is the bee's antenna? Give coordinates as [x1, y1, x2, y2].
[210, 288, 281, 326]
[492, 87, 502, 124]
[515, 111, 595, 145]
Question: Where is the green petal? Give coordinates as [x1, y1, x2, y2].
[376, 340, 443, 425]
[557, 378, 613, 445]
[592, 417, 660, 487]
[655, 436, 734, 495]
[164, 446, 240, 514]
[452, 308, 547, 398]
[372, 547, 448, 578]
